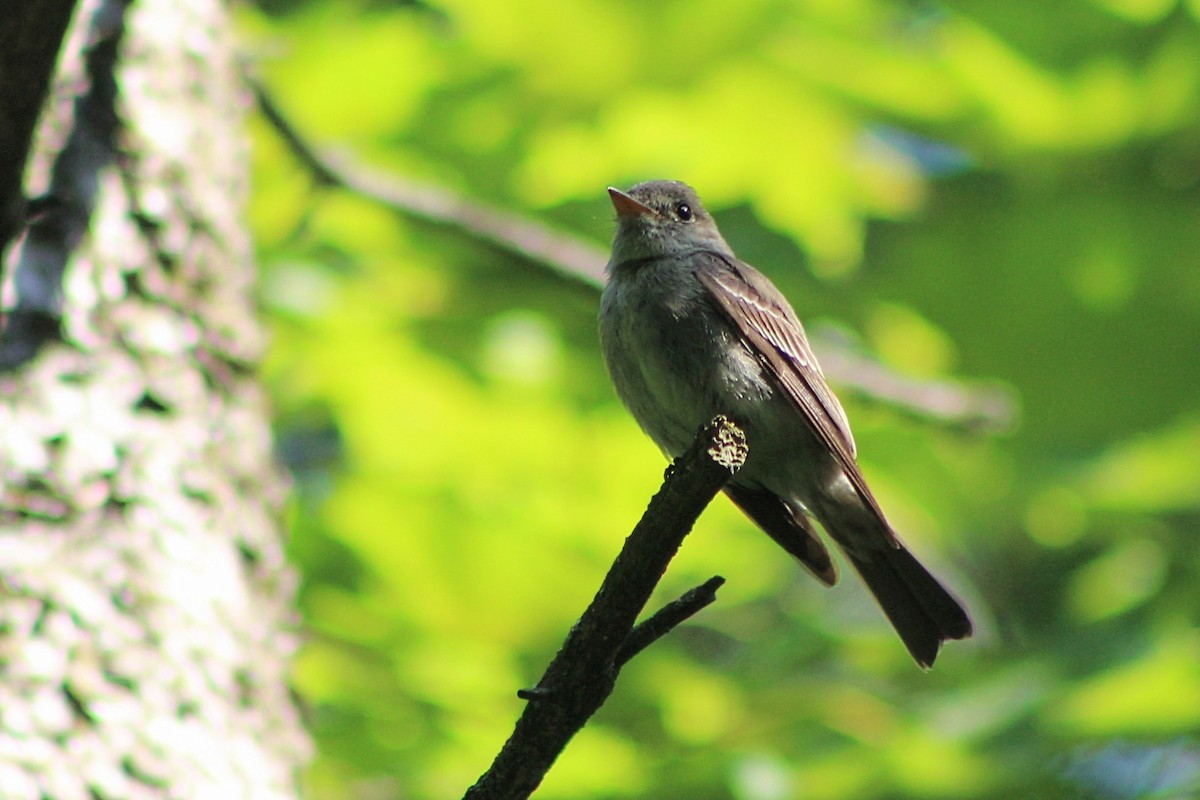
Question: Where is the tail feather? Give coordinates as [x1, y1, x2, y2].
[725, 483, 972, 668]
[847, 544, 973, 668]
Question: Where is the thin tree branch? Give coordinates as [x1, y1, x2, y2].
[810, 326, 1019, 434]
[615, 575, 726, 668]
[247, 74, 606, 287]
[515, 575, 724, 702]
[464, 417, 747, 800]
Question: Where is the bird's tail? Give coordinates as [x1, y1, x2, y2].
[845, 542, 973, 668]
[728, 482, 972, 668]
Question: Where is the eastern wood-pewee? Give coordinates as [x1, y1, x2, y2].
[599, 180, 972, 668]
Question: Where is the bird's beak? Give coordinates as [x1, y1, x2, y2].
[608, 187, 654, 218]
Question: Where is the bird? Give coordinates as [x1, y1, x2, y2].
[598, 179, 972, 668]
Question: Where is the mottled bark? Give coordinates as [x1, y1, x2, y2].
[0, 0, 310, 797]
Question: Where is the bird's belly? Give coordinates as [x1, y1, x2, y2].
[610, 307, 774, 453]
[734, 394, 842, 502]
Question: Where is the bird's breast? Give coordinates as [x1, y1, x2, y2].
[600, 265, 774, 457]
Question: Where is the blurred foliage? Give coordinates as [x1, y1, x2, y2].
[241, 0, 1200, 797]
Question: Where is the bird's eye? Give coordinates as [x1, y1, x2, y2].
[675, 202, 693, 222]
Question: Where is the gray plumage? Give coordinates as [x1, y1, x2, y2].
[599, 180, 972, 668]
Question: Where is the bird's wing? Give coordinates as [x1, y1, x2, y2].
[694, 251, 890, 526]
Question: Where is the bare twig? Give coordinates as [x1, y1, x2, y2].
[464, 417, 747, 800]
[248, 75, 606, 287]
[810, 327, 1019, 434]
[615, 575, 726, 668]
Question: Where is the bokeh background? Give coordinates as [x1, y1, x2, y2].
[241, 1, 1200, 797]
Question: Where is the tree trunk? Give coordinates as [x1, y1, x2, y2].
[0, 0, 310, 796]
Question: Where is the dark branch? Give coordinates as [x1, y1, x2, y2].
[615, 575, 726, 668]
[463, 417, 747, 800]
[0, 0, 80, 284]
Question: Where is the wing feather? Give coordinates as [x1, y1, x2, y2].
[694, 252, 889, 524]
